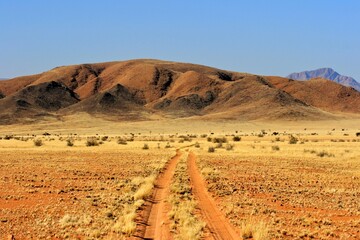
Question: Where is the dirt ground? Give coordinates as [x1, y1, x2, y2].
[0, 139, 173, 239]
[0, 120, 359, 239]
[194, 133, 360, 239]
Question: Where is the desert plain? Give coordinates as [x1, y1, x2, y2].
[0, 118, 359, 240]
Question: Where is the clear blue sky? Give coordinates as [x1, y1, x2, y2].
[1, 0, 359, 80]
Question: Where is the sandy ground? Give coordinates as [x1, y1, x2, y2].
[0, 113, 359, 136]
[188, 152, 240, 239]
[0, 119, 360, 239]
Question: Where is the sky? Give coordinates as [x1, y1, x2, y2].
[1, 0, 359, 80]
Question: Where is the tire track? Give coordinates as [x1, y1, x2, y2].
[187, 151, 240, 240]
[136, 150, 181, 240]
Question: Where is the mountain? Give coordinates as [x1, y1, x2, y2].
[0, 81, 79, 124]
[287, 68, 360, 92]
[266, 76, 360, 114]
[0, 59, 359, 124]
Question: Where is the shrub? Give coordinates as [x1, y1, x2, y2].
[179, 136, 192, 142]
[272, 145, 280, 151]
[356, 132, 360, 137]
[4, 135, 13, 140]
[194, 142, 200, 148]
[212, 137, 227, 143]
[241, 220, 269, 240]
[66, 139, 74, 147]
[165, 142, 171, 148]
[225, 144, 234, 151]
[101, 136, 108, 141]
[117, 139, 127, 145]
[86, 138, 99, 147]
[317, 151, 335, 158]
[33, 139, 43, 146]
[142, 143, 149, 150]
[289, 135, 298, 144]
[215, 142, 223, 148]
[208, 147, 215, 153]
[233, 136, 241, 142]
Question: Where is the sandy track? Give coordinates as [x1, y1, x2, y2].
[187, 152, 240, 240]
[135, 150, 181, 240]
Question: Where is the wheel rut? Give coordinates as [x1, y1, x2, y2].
[135, 150, 181, 240]
[187, 151, 240, 240]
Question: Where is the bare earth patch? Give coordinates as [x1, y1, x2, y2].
[195, 138, 360, 239]
[0, 146, 172, 239]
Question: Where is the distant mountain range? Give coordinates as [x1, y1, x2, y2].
[0, 60, 360, 124]
[287, 68, 360, 92]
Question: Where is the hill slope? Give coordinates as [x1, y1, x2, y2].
[266, 76, 360, 114]
[0, 81, 79, 124]
[287, 68, 360, 92]
[0, 59, 359, 124]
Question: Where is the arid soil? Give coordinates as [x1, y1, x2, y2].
[0, 141, 173, 239]
[138, 151, 181, 239]
[188, 152, 240, 240]
[195, 135, 360, 239]
[0, 126, 360, 239]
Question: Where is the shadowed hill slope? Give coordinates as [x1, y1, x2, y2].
[0, 81, 79, 124]
[0, 59, 359, 124]
[266, 76, 360, 114]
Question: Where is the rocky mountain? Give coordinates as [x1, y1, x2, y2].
[0, 59, 359, 124]
[287, 68, 360, 92]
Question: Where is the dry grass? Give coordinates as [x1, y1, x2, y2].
[241, 219, 269, 240]
[168, 154, 206, 240]
[1, 121, 360, 239]
[195, 132, 360, 239]
[0, 139, 172, 239]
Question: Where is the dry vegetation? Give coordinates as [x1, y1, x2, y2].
[195, 131, 360, 239]
[0, 135, 172, 239]
[1, 124, 360, 239]
[168, 153, 206, 239]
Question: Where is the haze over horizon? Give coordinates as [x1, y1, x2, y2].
[1, 0, 359, 80]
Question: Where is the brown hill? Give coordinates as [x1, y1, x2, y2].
[266, 76, 360, 113]
[0, 81, 79, 124]
[0, 74, 41, 96]
[0, 59, 359, 124]
[62, 83, 151, 120]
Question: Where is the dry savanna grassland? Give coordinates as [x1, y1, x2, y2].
[0, 119, 359, 240]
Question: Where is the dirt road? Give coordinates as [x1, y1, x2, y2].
[134, 150, 239, 239]
[187, 151, 240, 240]
[137, 150, 181, 240]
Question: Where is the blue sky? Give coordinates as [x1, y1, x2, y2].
[1, 0, 359, 80]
